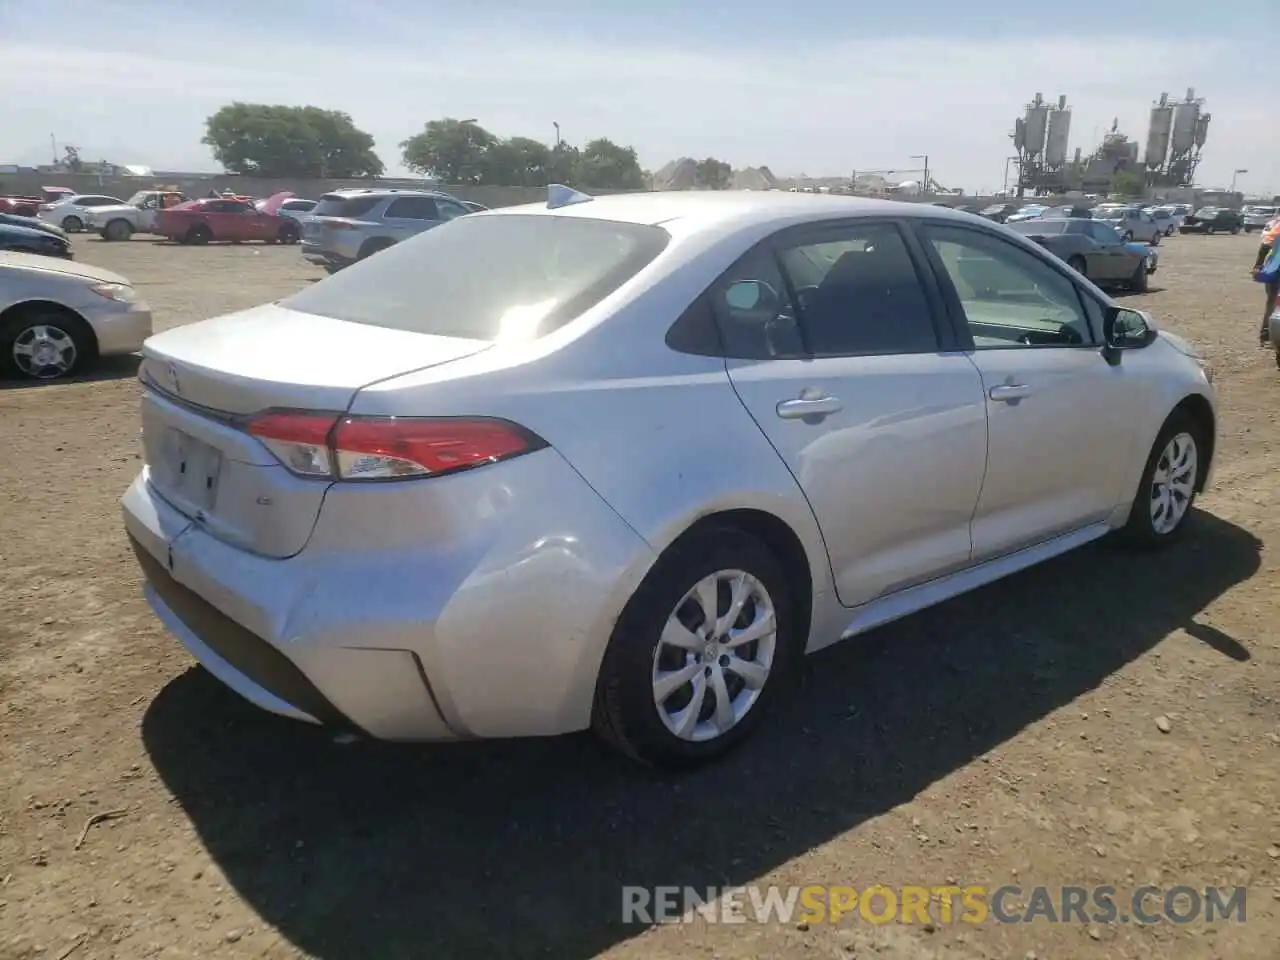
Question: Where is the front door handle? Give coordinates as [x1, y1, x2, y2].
[776, 395, 843, 419]
[988, 383, 1032, 402]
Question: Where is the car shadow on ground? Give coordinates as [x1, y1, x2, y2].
[142, 512, 1259, 960]
[0, 353, 140, 389]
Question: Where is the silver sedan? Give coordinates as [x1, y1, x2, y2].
[0, 253, 152, 380]
[122, 189, 1217, 767]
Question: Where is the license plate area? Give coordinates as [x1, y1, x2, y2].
[163, 428, 223, 512]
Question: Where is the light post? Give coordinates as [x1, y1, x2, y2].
[553, 122, 561, 148]
[1230, 168, 1248, 193]
[910, 154, 930, 195]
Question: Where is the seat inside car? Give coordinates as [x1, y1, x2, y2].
[802, 245, 930, 354]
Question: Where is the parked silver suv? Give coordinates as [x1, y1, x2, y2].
[301, 189, 473, 273]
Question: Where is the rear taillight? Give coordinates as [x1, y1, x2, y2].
[245, 411, 544, 481]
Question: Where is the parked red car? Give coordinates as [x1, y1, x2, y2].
[155, 192, 300, 245]
[0, 187, 72, 216]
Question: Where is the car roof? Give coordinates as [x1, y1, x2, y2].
[487, 190, 977, 233]
[321, 188, 454, 200]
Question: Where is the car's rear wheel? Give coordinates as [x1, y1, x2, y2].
[1122, 230, 1134, 241]
[592, 527, 800, 767]
[1119, 411, 1202, 548]
[1129, 260, 1149, 292]
[183, 224, 212, 245]
[103, 219, 133, 242]
[1066, 255, 1087, 277]
[0, 309, 95, 381]
[278, 221, 300, 244]
[1232, 225, 1242, 235]
[1165, 225, 1175, 236]
[357, 238, 394, 260]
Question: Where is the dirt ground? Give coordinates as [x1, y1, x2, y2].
[1, 232, 1278, 960]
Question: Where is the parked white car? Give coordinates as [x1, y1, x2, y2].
[256, 198, 316, 222]
[84, 191, 191, 241]
[1093, 206, 1163, 244]
[121, 189, 1217, 767]
[0, 252, 152, 380]
[37, 194, 126, 233]
[1244, 206, 1278, 232]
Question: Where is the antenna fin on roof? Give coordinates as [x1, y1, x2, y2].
[547, 184, 593, 209]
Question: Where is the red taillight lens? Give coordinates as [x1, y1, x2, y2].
[244, 412, 542, 481]
[333, 417, 539, 480]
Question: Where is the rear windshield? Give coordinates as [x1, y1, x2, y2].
[313, 194, 383, 218]
[283, 214, 670, 341]
[1009, 220, 1067, 235]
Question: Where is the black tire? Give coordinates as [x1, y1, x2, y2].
[592, 526, 801, 768]
[1122, 230, 1134, 241]
[277, 222, 301, 245]
[1128, 259, 1149, 292]
[61, 215, 83, 232]
[1274, 346, 1280, 370]
[1165, 225, 1175, 236]
[1066, 255, 1087, 277]
[1231, 225, 1241, 235]
[1119, 410, 1203, 549]
[0, 308, 95, 381]
[357, 238, 394, 260]
[184, 224, 212, 245]
[103, 219, 133, 242]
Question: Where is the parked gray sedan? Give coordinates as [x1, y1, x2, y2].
[0, 253, 152, 380]
[1008, 218, 1153, 291]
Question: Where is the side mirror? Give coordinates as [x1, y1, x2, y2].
[724, 279, 776, 312]
[1101, 306, 1156, 364]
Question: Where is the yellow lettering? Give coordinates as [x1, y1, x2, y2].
[900, 886, 931, 924]
[961, 886, 989, 924]
[797, 886, 826, 925]
[932, 886, 962, 923]
[860, 885, 897, 924]
[828, 886, 858, 923]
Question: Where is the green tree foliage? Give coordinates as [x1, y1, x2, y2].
[575, 138, 647, 190]
[400, 119, 498, 184]
[202, 103, 384, 178]
[401, 119, 647, 189]
[1111, 170, 1145, 197]
[695, 157, 732, 190]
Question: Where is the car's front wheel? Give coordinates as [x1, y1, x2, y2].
[1120, 411, 1203, 548]
[593, 527, 800, 767]
[0, 309, 95, 380]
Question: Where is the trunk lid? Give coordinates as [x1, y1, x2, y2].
[138, 303, 491, 557]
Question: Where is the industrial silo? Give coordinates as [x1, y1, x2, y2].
[1045, 95, 1071, 168]
[1145, 93, 1174, 170]
[1170, 88, 1202, 157]
[1023, 93, 1049, 159]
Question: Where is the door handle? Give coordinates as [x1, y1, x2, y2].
[776, 395, 843, 419]
[988, 383, 1032, 402]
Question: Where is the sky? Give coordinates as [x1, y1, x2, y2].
[1, 0, 1275, 195]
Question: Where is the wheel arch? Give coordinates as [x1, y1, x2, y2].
[639, 507, 816, 652]
[0, 299, 98, 354]
[1171, 393, 1215, 493]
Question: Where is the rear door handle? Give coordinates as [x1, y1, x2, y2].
[988, 383, 1032, 402]
[776, 395, 843, 419]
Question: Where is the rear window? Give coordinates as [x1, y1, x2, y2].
[313, 193, 383, 218]
[1009, 220, 1067, 235]
[282, 214, 670, 341]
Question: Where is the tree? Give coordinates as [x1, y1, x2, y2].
[202, 103, 384, 178]
[400, 119, 497, 184]
[482, 137, 552, 186]
[575, 138, 647, 190]
[1111, 170, 1145, 198]
[695, 157, 732, 190]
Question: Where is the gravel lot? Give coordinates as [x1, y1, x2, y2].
[1, 232, 1278, 960]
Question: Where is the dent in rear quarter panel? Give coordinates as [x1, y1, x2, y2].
[283, 448, 656, 738]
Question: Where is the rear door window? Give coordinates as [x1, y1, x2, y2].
[384, 196, 439, 220]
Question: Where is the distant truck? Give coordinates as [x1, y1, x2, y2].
[84, 190, 191, 241]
